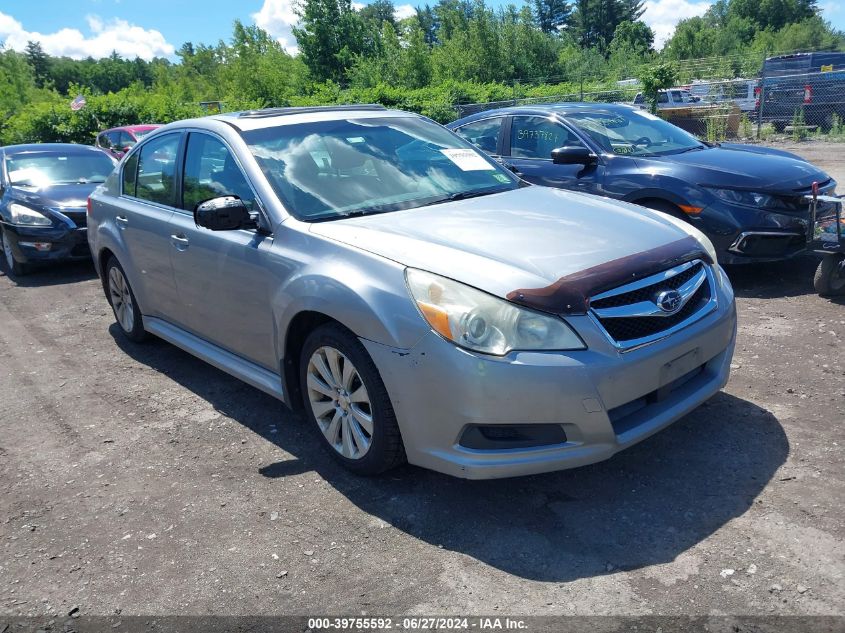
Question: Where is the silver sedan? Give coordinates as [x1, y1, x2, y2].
[88, 106, 736, 479]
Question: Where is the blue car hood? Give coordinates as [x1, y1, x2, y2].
[637, 145, 831, 193]
[8, 182, 98, 210]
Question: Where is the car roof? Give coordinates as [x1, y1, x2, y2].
[195, 105, 419, 132]
[449, 102, 639, 126]
[1, 143, 113, 156]
[101, 125, 162, 134]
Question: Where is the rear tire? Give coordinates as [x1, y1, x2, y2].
[813, 253, 845, 296]
[1, 229, 30, 277]
[299, 323, 405, 475]
[105, 257, 147, 342]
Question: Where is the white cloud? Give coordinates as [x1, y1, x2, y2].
[642, 0, 712, 49]
[0, 11, 174, 60]
[252, 0, 300, 54]
[395, 4, 417, 21]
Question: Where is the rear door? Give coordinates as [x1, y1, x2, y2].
[167, 130, 277, 370]
[116, 132, 182, 319]
[503, 114, 604, 194]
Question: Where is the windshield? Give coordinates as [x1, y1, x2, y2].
[6, 151, 115, 187]
[567, 110, 705, 157]
[241, 116, 519, 221]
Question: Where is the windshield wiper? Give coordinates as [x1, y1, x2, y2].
[673, 145, 707, 154]
[448, 186, 511, 201]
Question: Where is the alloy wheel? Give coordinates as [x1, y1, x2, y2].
[306, 345, 373, 460]
[108, 266, 135, 333]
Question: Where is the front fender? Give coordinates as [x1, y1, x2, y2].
[274, 252, 429, 360]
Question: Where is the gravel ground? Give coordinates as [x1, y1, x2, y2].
[0, 141, 843, 621]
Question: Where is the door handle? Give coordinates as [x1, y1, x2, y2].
[170, 234, 189, 251]
[115, 215, 128, 229]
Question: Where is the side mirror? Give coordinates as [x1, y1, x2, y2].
[194, 196, 257, 231]
[551, 146, 597, 165]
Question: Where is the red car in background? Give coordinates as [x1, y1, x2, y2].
[94, 125, 161, 159]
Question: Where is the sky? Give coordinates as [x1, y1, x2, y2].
[0, 0, 843, 61]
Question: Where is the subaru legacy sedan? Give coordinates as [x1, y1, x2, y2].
[449, 103, 835, 264]
[88, 105, 736, 479]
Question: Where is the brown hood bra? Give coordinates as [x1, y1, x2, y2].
[506, 235, 712, 315]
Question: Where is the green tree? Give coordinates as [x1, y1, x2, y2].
[637, 61, 677, 112]
[24, 41, 51, 88]
[530, 0, 572, 33]
[294, 0, 367, 81]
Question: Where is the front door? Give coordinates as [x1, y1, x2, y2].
[168, 131, 277, 370]
[503, 115, 604, 194]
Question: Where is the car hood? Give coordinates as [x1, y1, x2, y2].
[310, 187, 706, 311]
[7, 182, 98, 210]
[637, 145, 830, 192]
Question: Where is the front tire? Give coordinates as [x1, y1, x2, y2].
[105, 257, 147, 342]
[1, 229, 30, 277]
[814, 253, 845, 296]
[300, 323, 405, 475]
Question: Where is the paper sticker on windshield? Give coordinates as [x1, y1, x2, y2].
[440, 148, 495, 171]
[493, 173, 511, 183]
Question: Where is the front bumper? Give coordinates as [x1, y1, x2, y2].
[699, 199, 826, 265]
[1, 222, 91, 264]
[364, 276, 737, 479]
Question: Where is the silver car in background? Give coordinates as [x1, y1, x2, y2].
[88, 105, 737, 479]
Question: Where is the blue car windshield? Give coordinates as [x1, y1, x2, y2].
[6, 151, 115, 186]
[567, 110, 705, 157]
[241, 116, 519, 221]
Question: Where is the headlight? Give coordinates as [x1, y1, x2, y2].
[706, 187, 777, 209]
[405, 268, 585, 355]
[9, 203, 52, 226]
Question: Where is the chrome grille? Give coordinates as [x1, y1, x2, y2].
[589, 260, 717, 351]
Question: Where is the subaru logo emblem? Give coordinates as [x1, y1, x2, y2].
[656, 289, 683, 313]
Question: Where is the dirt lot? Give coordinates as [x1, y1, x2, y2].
[1, 141, 843, 622]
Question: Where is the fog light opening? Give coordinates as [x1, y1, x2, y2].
[459, 424, 567, 450]
[19, 241, 53, 251]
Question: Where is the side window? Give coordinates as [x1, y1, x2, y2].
[657, 92, 669, 104]
[454, 117, 503, 154]
[122, 152, 139, 197]
[633, 93, 644, 105]
[182, 133, 255, 212]
[106, 131, 121, 148]
[135, 133, 180, 206]
[509, 116, 583, 160]
[98, 133, 112, 149]
[119, 132, 137, 152]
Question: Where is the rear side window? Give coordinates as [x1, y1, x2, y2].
[98, 133, 113, 149]
[122, 152, 139, 196]
[453, 117, 503, 154]
[135, 133, 180, 206]
[181, 133, 255, 212]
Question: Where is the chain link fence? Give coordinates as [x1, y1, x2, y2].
[452, 50, 845, 144]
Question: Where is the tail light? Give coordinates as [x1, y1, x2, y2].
[804, 85, 812, 104]
[754, 86, 761, 109]
[87, 197, 92, 216]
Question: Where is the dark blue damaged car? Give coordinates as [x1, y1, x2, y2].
[448, 103, 836, 264]
[0, 143, 116, 276]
